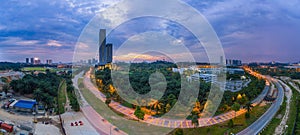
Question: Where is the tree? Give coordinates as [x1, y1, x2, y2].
[245, 112, 250, 119]
[105, 98, 111, 106]
[33, 89, 43, 102]
[134, 106, 145, 121]
[192, 100, 201, 115]
[245, 102, 253, 113]
[191, 114, 199, 128]
[228, 119, 234, 128]
[153, 101, 163, 114]
[231, 102, 240, 120]
[165, 103, 171, 113]
[167, 94, 176, 105]
[244, 101, 253, 119]
[105, 94, 112, 106]
[237, 94, 242, 101]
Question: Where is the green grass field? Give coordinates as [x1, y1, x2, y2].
[22, 67, 48, 71]
[21, 67, 64, 72]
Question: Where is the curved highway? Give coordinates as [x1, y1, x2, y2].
[237, 78, 284, 135]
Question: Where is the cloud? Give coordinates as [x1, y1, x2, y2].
[0, 37, 40, 46]
[114, 53, 167, 62]
[77, 42, 89, 49]
[46, 40, 63, 47]
[64, 0, 121, 16]
[1, 0, 300, 62]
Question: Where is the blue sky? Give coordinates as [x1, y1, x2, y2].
[0, 0, 300, 63]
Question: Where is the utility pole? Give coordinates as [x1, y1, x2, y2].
[110, 125, 112, 135]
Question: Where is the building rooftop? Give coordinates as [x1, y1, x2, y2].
[14, 100, 36, 109]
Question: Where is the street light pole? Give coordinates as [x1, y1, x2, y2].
[110, 125, 112, 135]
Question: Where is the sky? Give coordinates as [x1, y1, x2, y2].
[0, 0, 300, 63]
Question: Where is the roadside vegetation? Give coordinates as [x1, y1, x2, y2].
[293, 84, 300, 134]
[57, 80, 67, 114]
[65, 75, 80, 111]
[286, 81, 300, 135]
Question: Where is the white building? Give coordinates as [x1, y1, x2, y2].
[191, 73, 217, 83]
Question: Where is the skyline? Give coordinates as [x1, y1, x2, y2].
[1, 0, 300, 63]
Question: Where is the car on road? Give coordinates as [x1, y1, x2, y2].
[114, 128, 119, 132]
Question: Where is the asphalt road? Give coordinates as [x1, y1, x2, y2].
[72, 71, 126, 135]
[237, 78, 284, 135]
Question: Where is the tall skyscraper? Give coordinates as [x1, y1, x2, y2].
[106, 43, 113, 63]
[226, 59, 242, 66]
[34, 57, 41, 65]
[98, 29, 113, 66]
[46, 59, 52, 65]
[30, 58, 34, 64]
[99, 29, 107, 66]
[26, 58, 29, 64]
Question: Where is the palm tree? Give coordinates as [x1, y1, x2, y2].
[244, 102, 253, 113]
[244, 101, 253, 119]
[153, 101, 163, 114]
[165, 103, 171, 113]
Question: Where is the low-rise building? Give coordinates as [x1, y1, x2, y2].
[191, 73, 217, 83]
[12, 100, 37, 113]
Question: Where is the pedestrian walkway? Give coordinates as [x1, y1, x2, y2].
[274, 80, 292, 135]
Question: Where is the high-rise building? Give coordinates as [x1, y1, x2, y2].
[26, 58, 29, 64]
[226, 59, 242, 66]
[106, 43, 113, 63]
[98, 29, 113, 66]
[92, 58, 97, 64]
[34, 57, 41, 65]
[46, 59, 52, 65]
[99, 29, 107, 66]
[30, 58, 34, 64]
[220, 56, 224, 65]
